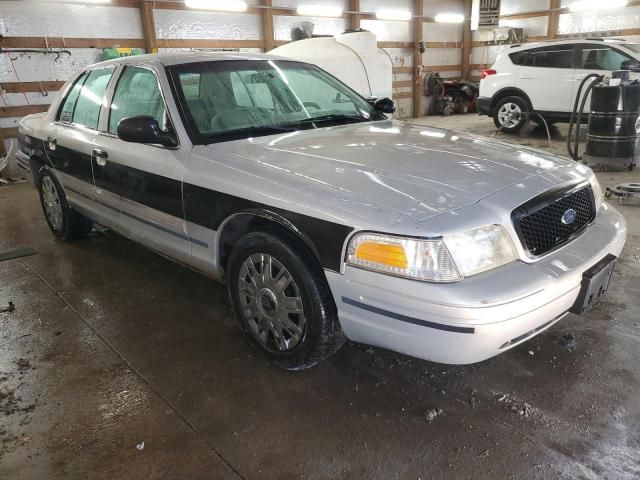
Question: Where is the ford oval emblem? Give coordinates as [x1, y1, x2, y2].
[561, 208, 577, 225]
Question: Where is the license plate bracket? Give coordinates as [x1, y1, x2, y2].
[570, 254, 617, 315]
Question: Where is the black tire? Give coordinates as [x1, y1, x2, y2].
[227, 231, 345, 370]
[38, 166, 93, 240]
[493, 96, 529, 133]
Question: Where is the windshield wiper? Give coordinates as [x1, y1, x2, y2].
[206, 124, 296, 140]
[294, 114, 370, 126]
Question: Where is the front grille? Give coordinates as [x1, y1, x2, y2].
[513, 185, 596, 256]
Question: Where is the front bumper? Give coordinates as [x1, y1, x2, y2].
[476, 96, 492, 116]
[326, 203, 626, 364]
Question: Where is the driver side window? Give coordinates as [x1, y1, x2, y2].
[109, 66, 168, 134]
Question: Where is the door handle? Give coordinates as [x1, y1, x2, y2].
[92, 148, 108, 167]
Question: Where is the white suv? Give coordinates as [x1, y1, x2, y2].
[477, 39, 640, 133]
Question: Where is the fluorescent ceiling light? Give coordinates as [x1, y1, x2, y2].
[296, 5, 343, 17]
[375, 9, 412, 21]
[434, 13, 464, 23]
[569, 0, 627, 11]
[184, 0, 248, 11]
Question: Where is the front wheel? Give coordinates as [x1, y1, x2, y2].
[38, 167, 93, 240]
[493, 96, 529, 133]
[227, 231, 345, 370]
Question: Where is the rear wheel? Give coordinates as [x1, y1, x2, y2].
[227, 231, 345, 370]
[493, 96, 529, 133]
[38, 167, 93, 240]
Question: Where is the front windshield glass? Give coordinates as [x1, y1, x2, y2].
[623, 43, 640, 55]
[168, 60, 380, 143]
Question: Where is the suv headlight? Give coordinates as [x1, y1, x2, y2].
[589, 175, 604, 211]
[346, 225, 518, 282]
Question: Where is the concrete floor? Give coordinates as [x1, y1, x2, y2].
[1, 114, 640, 479]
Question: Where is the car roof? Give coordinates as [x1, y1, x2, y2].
[507, 38, 633, 52]
[89, 51, 295, 70]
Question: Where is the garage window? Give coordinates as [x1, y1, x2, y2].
[70, 67, 116, 130]
[108, 66, 168, 134]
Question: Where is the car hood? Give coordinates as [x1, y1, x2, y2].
[207, 120, 574, 222]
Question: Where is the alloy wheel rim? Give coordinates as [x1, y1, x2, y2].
[237, 253, 306, 352]
[41, 176, 63, 230]
[498, 102, 522, 128]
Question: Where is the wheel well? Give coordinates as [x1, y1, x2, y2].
[217, 213, 323, 274]
[29, 155, 46, 185]
[491, 89, 533, 113]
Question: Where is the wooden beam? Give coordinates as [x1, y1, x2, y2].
[424, 64, 463, 72]
[393, 80, 414, 88]
[261, 0, 275, 52]
[378, 41, 414, 49]
[412, 0, 423, 117]
[461, 0, 472, 81]
[0, 105, 49, 118]
[0, 127, 19, 139]
[139, 1, 157, 53]
[1, 37, 146, 49]
[0, 81, 66, 94]
[424, 41, 463, 49]
[349, 0, 361, 30]
[393, 66, 414, 74]
[547, 0, 561, 39]
[393, 92, 413, 99]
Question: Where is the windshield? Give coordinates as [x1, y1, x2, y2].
[168, 60, 380, 143]
[623, 43, 640, 55]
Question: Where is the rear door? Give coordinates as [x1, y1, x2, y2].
[48, 67, 116, 219]
[90, 64, 193, 265]
[516, 44, 576, 113]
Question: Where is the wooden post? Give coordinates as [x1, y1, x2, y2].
[412, 0, 423, 117]
[349, 0, 360, 30]
[262, 0, 275, 52]
[139, 0, 157, 54]
[547, 0, 561, 39]
[461, 0, 472, 81]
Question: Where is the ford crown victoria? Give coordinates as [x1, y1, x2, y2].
[17, 53, 627, 369]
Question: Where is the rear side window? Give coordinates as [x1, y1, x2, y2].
[71, 67, 116, 129]
[108, 66, 167, 134]
[532, 48, 572, 68]
[509, 51, 532, 66]
[58, 72, 89, 123]
[577, 46, 632, 71]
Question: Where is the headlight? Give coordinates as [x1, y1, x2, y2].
[346, 233, 462, 282]
[443, 225, 518, 277]
[346, 225, 518, 282]
[589, 175, 604, 211]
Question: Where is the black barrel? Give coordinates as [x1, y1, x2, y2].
[584, 81, 640, 171]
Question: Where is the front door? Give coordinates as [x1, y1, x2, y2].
[516, 44, 576, 113]
[90, 65, 192, 265]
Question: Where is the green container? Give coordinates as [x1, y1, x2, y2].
[101, 48, 145, 61]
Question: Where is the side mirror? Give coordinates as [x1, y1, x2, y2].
[372, 97, 396, 114]
[117, 115, 177, 148]
[621, 59, 640, 73]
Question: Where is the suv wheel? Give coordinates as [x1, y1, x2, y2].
[493, 96, 529, 133]
[38, 167, 93, 240]
[227, 231, 345, 370]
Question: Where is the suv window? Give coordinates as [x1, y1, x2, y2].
[109, 66, 168, 134]
[532, 48, 572, 68]
[509, 51, 532, 66]
[71, 67, 115, 130]
[577, 46, 632, 70]
[58, 72, 89, 123]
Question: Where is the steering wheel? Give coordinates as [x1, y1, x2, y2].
[303, 101, 321, 110]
